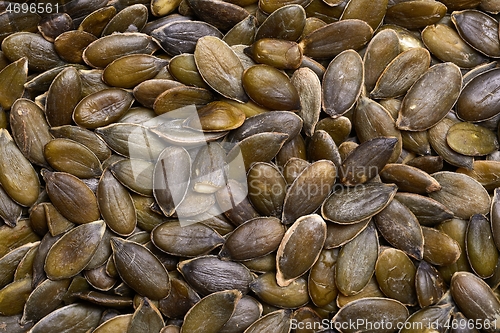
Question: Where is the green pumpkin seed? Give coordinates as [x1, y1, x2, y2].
[180, 290, 241, 333]
[158, 277, 201, 319]
[246, 163, 286, 217]
[153, 86, 214, 115]
[291, 67, 321, 137]
[0, 243, 36, 289]
[394, 192, 454, 226]
[308, 248, 338, 307]
[335, 221, 379, 296]
[0, 57, 27, 110]
[243, 309, 292, 333]
[385, 0, 447, 29]
[128, 297, 164, 333]
[249, 272, 309, 308]
[315, 116, 352, 146]
[340, 0, 388, 30]
[178, 255, 254, 296]
[415, 260, 446, 308]
[92, 314, 132, 333]
[53, 31, 97, 64]
[282, 160, 336, 224]
[422, 226, 461, 266]
[44, 220, 106, 280]
[256, 5, 305, 40]
[399, 304, 453, 333]
[110, 159, 154, 196]
[43, 171, 100, 224]
[457, 160, 500, 191]
[0, 184, 22, 227]
[184, 101, 246, 132]
[101, 4, 148, 35]
[73, 88, 134, 129]
[220, 295, 262, 333]
[220, 216, 285, 261]
[10, 98, 51, 167]
[111, 237, 171, 300]
[215, 179, 260, 226]
[324, 218, 370, 249]
[28, 303, 102, 333]
[223, 15, 258, 46]
[102, 54, 167, 89]
[277, 214, 326, 286]
[50, 125, 111, 162]
[0, 129, 40, 207]
[446, 121, 499, 156]
[0, 278, 32, 316]
[466, 214, 498, 278]
[437, 219, 472, 283]
[380, 163, 441, 194]
[21, 278, 71, 324]
[187, 0, 249, 32]
[322, 183, 397, 224]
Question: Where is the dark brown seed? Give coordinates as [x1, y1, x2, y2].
[466, 214, 498, 278]
[276, 214, 326, 286]
[380, 163, 441, 194]
[43, 171, 100, 224]
[340, 0, 388, 30]
[385, 0, 447, 29]
[28, 304, 102, 333]
[178, 256, 254, 296]
[399, 304, 453, 333]
[322, 49, 363, 118]
[187, 0, 249, 32]
[102, 54, 167, 89]
[415, 260, 446, 308]
[216, 179, 260, 226]
[53, 30, 97, 64]
[158, 277, 201, 319]
[101, 4, 148, 35]
[457, 160, 500, 191]
[437, 218, 472, 283]
[247, 163, 286, 217]
[300, 19, 373, 59]
[335, 221, 379, 296]
[111, 237, 170, 300]
[394, 192, 454, 226]
[340, 137, 398, 186]
[255, 5, 306, 41]
[322, 183, 398, 224]
[422, 226, 461, 266]
[183, 101, 246, 132]
[374, 198, 424, 260]
[282, 160, 336, 224]
[0, 57, 27, 110]
[249, 272, 309, 308]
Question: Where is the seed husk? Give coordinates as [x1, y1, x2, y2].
[397, 63, 462, 131]
[152, 221, 224, 257]
[322, 50, 363, 118]
[322, 182, 398, 224]
[180, 290, 241, 333]
[111, 237, 171, 300]
[374, 198, 424, 260]
[276, 214, 326, 286]
[446, 121, 499, 156]
[0, 184, 22, 227]
[291, 67, 321, 137]
[44, 220, 106, 280]
[281, 160, 336, 224]
[220, 216, 285, 261]
[43, 171, 100, 224]
[178, 256, 254, 296]
[466, 214, 498, 278]
[335, 221, 379, 296]
[429, 171, 490, 219]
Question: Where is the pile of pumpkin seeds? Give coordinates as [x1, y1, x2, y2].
[3, 0, 500, 331]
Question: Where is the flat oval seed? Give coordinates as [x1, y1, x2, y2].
[300, 19, 373, 59]
[415, 260, 446, 308]
[456, 68, 500, 122]
[457, 160, 500, 191]
[152, 221, 224, 257]
[43, 171, 100, 224]
[44, 138, 102, 179]
[128, 298, 164, 333]
[111, 237, 170, 300]
[437, 219, 472, 283]
[102, 54, 167, 89]
[281, 160, 336, 224]
[336, 221, 379, 296]
[0, 57, 27, 110]
[93, 314, 132, 333]
[44, 221, 106, 280]
[277, 214, 326, 286]
[380, 163, 441, 194]
[28, 303, 102, 333]
[153, 86, 215, 115]
[10, 98, 51, 167]
[183, 101, 245, 132]
[0, 185, 22, 227]
[322, 49, 363, 118]
[45, 66, 82, 127]
[374, 199, 424, 260]
[158, 277, 200, 319]
[452, 9, 500, 58]
[242, 64, 300, 110]
[50, 125, 111, 162]
[451, 272, 500, 328]
[324, 218, 370, 249]
[110, 159, 154, 196]
[256, 5, 305, 41]
[73, 88, 134, 129]
[322, 183, 398, 224]
[247, 163, 286, 217]
[332, 297, 409, 332]
[422, 226, 461, 266]
[194, 36, 247, 103]
[249, 272, 309, 308]
[21, 278, 71, 324]
[178, 256, 254, 296]
[466, 214, 498, 278]
[370, 47, 430, 99]
[375, 247, 418, 306]
[395, 193, 454, 226]
[397, 63, 463, 131]
[97, 169, 136, 236]
[219, 216, 285, 261]
[446, 122, 499, 156]
[0, 129, 40, 207]
[308, 248, 338, 307]
[429, 171, 490, 219]
[340, 0, 388, 30]
[291, 67, 321, 137]
[385, 0, 447, 29]
[180, 290, 241, 333]
[243, 309, 292, 333]
[399, 304, 453, 333]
